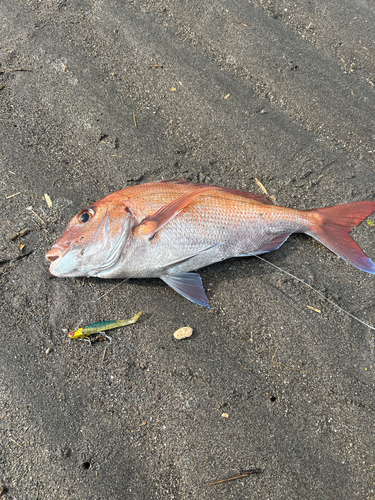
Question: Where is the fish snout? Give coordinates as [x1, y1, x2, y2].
[45, 243, 70, 262]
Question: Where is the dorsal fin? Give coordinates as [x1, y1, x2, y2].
[158, 179, 275, 205]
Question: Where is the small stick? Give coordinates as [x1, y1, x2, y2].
[9, 437, 23, 448]
[133, 113, 137, 128]
[102, 346, 107, 362]
[30, 210, 46, 224]
[271, 347, 307, 372]
[6, 192, 21, 199]
[271, 347, 279, 362]
[232, 20, 248, 26]
[306, 305, 321, 313]
[210, 468, 262, 486]
[149, 64, 163, 68]
[255, 178, 276, 201]
[210, 474, 249, 486]
[8, 228, 30, 241]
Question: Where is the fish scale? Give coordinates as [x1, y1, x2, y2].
[46, 180, 375, 307]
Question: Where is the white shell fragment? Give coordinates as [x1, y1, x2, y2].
[173, 326, 193, 340]
[44, 193, 52, 207]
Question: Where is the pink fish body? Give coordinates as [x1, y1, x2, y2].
[45, 180, 375, 307]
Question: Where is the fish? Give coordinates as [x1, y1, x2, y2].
[68, 311, 142, 339]
[45, 179, 375, 307]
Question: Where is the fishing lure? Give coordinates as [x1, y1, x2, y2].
[68, 311, 142, 340]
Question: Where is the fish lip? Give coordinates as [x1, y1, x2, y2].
[45, 253, 59, 262]
[46, 247, 85, 277]
[45, 243, 71, 263]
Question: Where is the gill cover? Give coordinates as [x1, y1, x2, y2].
[87, 209, 136, 277]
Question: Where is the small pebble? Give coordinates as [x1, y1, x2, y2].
[173, 326, 193, 340]
[221, 413, 229, 418]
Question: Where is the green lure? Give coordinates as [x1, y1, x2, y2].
[68, 311, 142, 340]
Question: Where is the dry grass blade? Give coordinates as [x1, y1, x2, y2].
[6, 192, 21, 199]
[306, 305, 321, 313]
[271, 347, 307, 372]
[8, 228, 30, 241]
[210, 468, 263, 486]
[255, 178, 276, 201]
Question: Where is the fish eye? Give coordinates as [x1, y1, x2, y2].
[80, 212, 90, 223]
[78, 208, 94, 223]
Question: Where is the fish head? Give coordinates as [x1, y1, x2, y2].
[45, 198, 136, 277]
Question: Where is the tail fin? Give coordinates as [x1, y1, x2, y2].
[307, 201, 375, 273]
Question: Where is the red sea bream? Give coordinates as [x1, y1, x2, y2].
[45, 180, 375, 307]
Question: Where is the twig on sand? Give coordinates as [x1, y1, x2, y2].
[271, 347, 307, 372]
[232, 20, 249, 27]
[8, 228, 30, 241]
[306, 305, 321, 313]
[9, 437, 23, 448]
[255, 178, 276, 202]
[6, 192, 21, 199]
[210, 468, 263, 486]
[30, 210, 46, 224]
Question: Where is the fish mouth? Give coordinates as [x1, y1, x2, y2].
[45, 245, 68, 263]
[45, 252, 60, 262]
[45, 243, 73, 275]
[46, 246, 84, 277]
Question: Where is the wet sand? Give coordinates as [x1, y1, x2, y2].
[1, 1, 375, 498]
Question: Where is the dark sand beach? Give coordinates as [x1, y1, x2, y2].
[1, 1, 375, 498]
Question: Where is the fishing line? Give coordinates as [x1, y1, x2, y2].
[87, 278, 129, 304]
[69, 259, 375, 332]
[74, 278, 129, 330]
[254, 254, 375, 331]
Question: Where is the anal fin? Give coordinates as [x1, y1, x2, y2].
[160, 273, 210, 308]
[257, 232, 293, 254]
[238, 232, 292, 257]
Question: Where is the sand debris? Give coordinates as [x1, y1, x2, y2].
[44, 193, 52, 207]
[173, 326, 193, 339]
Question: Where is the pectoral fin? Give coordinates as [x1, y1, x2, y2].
[160, 273, 210, 308]
[135, 186, 217, 239]
[162, 242, 223, 269]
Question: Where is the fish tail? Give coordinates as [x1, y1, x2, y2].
[306, 201, 375, 273]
